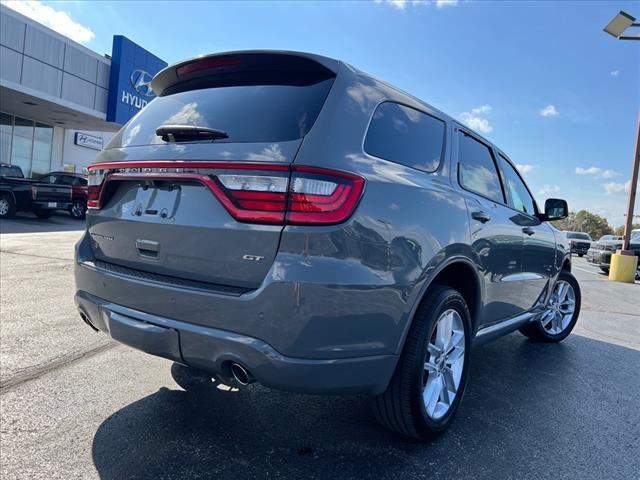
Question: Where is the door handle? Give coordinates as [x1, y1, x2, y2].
[471, 210, 491, 223]
[522, 227, 535, 236]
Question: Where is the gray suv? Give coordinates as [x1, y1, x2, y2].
[74, 51, 580, 440]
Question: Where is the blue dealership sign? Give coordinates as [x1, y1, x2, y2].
[106, 35, 167, 125]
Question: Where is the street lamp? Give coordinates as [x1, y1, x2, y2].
[602, 10, 640, 283]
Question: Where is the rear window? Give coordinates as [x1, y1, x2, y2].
[364, 102, 445, 172]
[114, 79, 334, 147]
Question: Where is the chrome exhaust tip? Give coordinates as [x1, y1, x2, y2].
[230, 363, 252, 386]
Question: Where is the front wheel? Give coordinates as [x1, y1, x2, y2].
[519, 270, 581, 342]
[600, 267, 610, 275]
[373, 285, 472, 440]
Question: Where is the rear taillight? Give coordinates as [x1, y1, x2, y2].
[87, 162, 365, 225]
[29, 185, 37, 200]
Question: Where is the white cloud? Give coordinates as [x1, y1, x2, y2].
[516, 164, 536, 174]
[610, 70, 620, 77]
[538, 184, 560, 195]
[435, 0, 458, 7]
[575, 166, 619, 179]
[376, 0, 458, 9]
[3, 0, 94, 44]
[539, 104, 559, 117]
[460, 104, 493, 134]
[604, 180, 631, 195]
[471, 104, 492, 115]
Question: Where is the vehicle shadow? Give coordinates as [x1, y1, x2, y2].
[91, 333, 640, 479]
[0, 212, 83, 234]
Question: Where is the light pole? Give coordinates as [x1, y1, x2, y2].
[602, 11, 640, 282]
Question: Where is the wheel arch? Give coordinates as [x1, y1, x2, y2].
[394, 256, 482, 355]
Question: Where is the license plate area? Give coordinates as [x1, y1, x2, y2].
[47, 202, 58, 208]
[132, 182, 180, 219]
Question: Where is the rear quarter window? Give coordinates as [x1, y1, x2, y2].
[364, 102, 445, 172]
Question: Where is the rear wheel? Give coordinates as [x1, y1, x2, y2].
[519, 270, 581, 342]
[0, 195, 16, 218]
[34, 209, 53, 219]
[373, 285, 472, 440]
[69, 200, 86, 219]
[600, 267, 610, 275]
[578, 253, 584, 257]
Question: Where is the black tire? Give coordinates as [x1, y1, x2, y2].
[373, 285, 472, 440]
[578, 253, 584, 258]
[0, 194, 16, 218]
[170, 362, 217, 393]
[69, 200, 86, 219]
[600, 267, 610, 275]
[34, 209, 53, 219]
[519, 270, 581, 343]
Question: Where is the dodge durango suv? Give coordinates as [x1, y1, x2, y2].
[74, 51, 581, 439]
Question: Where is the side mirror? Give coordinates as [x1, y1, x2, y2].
[543, 198, 568, 221]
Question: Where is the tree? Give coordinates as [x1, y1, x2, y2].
[551, 210, 613, 240]
[614, 223, 640, 236]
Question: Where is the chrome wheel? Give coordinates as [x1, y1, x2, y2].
[0, 198, 9, 216]
[540, 280, 576, 335]
[422, 309, 465, 420]
[71, 202, 85, 218]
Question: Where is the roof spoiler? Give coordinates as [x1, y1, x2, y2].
[151, 50, 340, 97]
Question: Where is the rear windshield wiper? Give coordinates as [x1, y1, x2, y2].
[155, 125, 229, 142]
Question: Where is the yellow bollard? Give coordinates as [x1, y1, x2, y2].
[608, 252, 638, 283]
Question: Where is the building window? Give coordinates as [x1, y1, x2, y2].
[0, 113, 53, 178]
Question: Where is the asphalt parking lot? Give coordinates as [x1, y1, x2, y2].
[1, 214, 639, 480]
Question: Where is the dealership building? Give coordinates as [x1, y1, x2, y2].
[0, 4, 166, 177]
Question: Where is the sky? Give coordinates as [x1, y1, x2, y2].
[3, 0, 639, 228]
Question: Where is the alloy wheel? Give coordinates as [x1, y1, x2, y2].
[540, 280, 576, 335]
[71, 202, 85, 218]
[422, 309, 465, 420]
[0, 198, 9, 216]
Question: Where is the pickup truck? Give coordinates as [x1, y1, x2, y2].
[0, 163, 73, 219]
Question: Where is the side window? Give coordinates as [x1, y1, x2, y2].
[39, 175, 57, 184]
[58, 176, 75, 186]
[364, 102, 445, 173]
[497, 155, 536, 215]
[457, 132, 504, 203]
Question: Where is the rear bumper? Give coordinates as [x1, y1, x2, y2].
[75, 290, 397, 394]
[32, 201, 72, 210]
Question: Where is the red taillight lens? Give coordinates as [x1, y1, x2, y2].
[176, 57, 243, 77]
[287, 167, 365, 225]
[86, 162, 365, 225]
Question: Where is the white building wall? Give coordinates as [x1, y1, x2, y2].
[54, 129, 115, 173]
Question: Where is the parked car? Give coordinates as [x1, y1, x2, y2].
[587, 230, 640, 275]
[74, 51, 580, 440]
[37, 172, 88, 219]
[598, 235, 623, 242]
[564, 231, 592, 257]
[0, 163, 72, 219]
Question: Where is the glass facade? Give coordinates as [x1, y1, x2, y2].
[0, 113, 53, 178]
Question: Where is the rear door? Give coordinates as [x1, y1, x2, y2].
[454, 127, 528, 326]
[86, 53, 337, 290]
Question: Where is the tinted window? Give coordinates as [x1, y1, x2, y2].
[567, 233, 591, 240]
[364, 102, 445, 172]
[497, 154, 536, 215]
[458, 132, 503, 203]
[58, 176, 76, 186]
[0, 165, 23, 178]
[39, 175, 57, 184]
[114, 79, 334, 147]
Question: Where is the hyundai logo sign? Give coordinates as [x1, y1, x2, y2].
[129, 69, 155, 98]
[106, 36, 167, 124]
